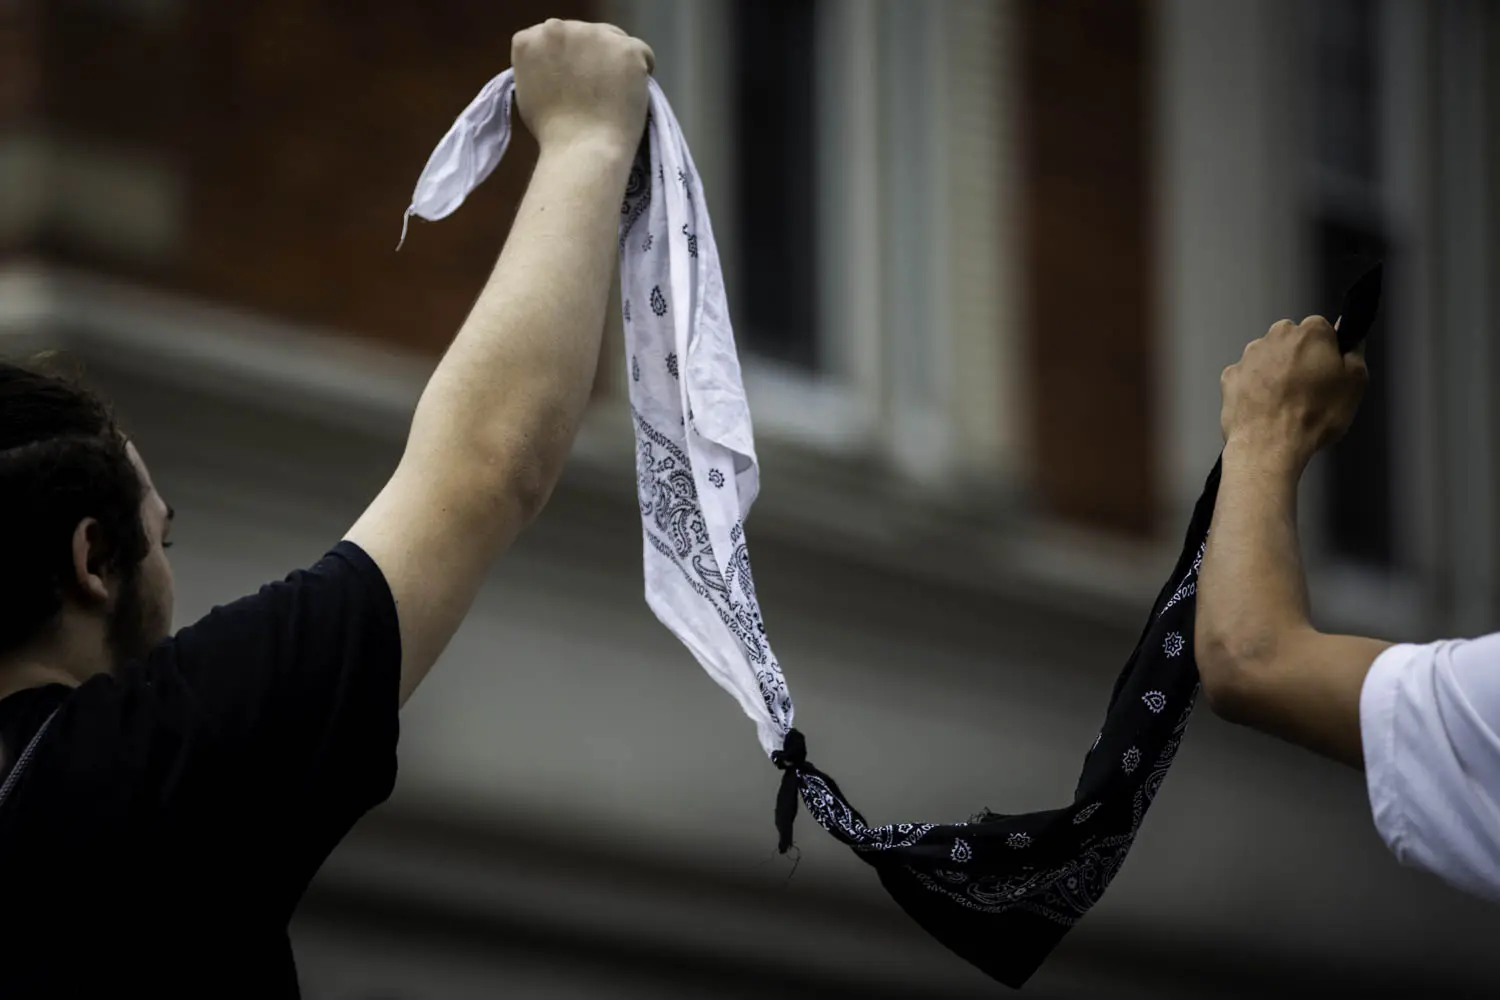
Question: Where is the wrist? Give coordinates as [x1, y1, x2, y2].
[535, 126, 639, 172]
[1222, 432, 1307, 485]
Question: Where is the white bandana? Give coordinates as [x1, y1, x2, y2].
[404, 72, 794, 757]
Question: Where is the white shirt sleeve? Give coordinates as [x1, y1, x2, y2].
[1361, 634, 1500, 901]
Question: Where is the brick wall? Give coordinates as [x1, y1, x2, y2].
[5, 0, 1162, 536]
[3, 0, 599, 357]
[1018, 0, 1157, 537]
[0, 0, 42, 126]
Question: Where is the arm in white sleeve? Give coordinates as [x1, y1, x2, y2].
[1361, 632, 1500, 901]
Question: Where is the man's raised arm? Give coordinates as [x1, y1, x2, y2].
[1194, 316, 1390, 768]
[346, 20, 653, 704]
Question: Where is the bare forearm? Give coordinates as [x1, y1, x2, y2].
[1196, 439, 1390, 764]
[1197, 440, 1312, 704]
[409, 136, 635, 514]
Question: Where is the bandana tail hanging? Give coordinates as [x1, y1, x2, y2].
[402, 73, 1384, 990]
[404, 72, 791, 763]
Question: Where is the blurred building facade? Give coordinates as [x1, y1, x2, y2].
[2, 0, 1499, 996]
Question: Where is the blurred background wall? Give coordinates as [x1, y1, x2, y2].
[2, 0, 1499, 996]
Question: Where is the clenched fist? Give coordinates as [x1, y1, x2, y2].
[1219, 316, 1369, 473]
[512, 19, 653, 155]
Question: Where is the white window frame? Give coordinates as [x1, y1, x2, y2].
[1156, 0, 1491, 639]
[1427, 0, 1497, 636]
[610, 0, 1025, 494]
[1293, 0, 1439, 638]
[613, 0, 884, 454]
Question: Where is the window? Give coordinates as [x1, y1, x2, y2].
[1314, 217, 1392, 567]
[1306, 0, 1397, 570]
[618, 0, 988, 464]
[1311, 0, 1381, 180]
[727, 0, 821, 371]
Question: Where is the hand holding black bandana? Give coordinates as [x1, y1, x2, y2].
[773, 264, 1381, 986]
[404, 72, 1383, 989]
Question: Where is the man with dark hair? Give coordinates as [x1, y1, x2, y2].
[0, 19, 653, 996]
[1197, 315, 1500, 903]
[0, 362, 168, 668]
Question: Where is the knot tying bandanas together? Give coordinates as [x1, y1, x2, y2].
[772, 730, 805, 854]
[404, 73, 1384, 989]
[771, 728, 807, 771]
[772, 728, 832, 855]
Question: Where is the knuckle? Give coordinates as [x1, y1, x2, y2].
[1300, 314, 1334, 338]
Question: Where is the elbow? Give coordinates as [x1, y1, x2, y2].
[498, 410, 582, 526]
[1194, 623, 1271, 725]
[437, 418, 570, 530]
[490, 427, 568, 527]
[500, 451, 556, 527]
[404, 393, 576, 531]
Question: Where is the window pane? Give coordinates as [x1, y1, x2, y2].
[730, 0, 820, 370]
[1316, 217, 1394, 568]
[1308, 0, 1393, 569]
[1311, 0, 1381, 181]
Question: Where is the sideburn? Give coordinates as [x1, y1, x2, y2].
[106, 561, 154, 667]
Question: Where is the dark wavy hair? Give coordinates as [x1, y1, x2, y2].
[0, 358, 148, 655]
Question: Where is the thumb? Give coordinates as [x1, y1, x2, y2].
[1346, 340, 1369, 382]
[1333, 315, 1369, 363]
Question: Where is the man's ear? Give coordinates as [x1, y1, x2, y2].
[70, 518, 112, 604]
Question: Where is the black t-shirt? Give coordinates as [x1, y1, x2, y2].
[0, 542, 401, 998]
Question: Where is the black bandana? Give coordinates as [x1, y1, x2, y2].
[772, 264, 1384, 988]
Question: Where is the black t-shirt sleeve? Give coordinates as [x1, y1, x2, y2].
[65, 541, 402, 837]
[169, 541, 402, 809]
